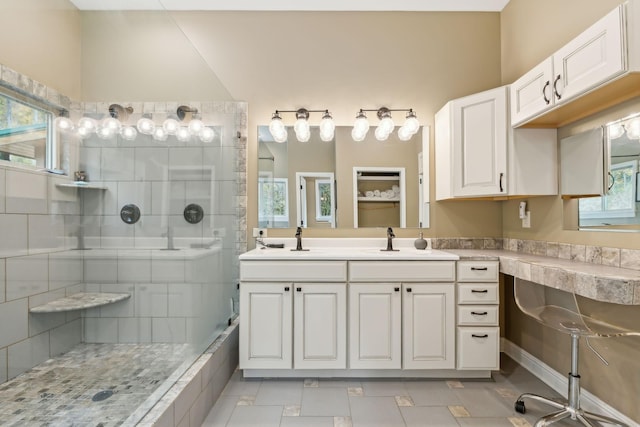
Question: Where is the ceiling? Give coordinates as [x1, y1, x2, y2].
[69, 0, 511, 12]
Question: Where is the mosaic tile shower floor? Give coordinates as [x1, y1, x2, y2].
[0, 343, 193, 427]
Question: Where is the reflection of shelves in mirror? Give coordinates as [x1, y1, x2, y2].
[357, 197, 401, 202]
[357, 176, 400, 181]
[56, 183, 108, 190]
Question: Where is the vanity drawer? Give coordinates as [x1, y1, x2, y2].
[349, 261, 455, 282]
[240, 260, 347, 282]
[456, 326, 500, 370]
[457, 261, 499, 282]
[457, 283, 499, 304]
[457, 305, 499, 326]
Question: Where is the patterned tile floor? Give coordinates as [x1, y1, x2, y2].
[203, 355, 594, 427]
[0, 343, 193, 427]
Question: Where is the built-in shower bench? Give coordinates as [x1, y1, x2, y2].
[29, 292, 131, 313]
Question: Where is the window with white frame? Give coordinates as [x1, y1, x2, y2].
[315, 179, 332, 222]
[258, 177, 289, 227]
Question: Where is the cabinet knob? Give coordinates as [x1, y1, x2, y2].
[284, 286, 290, 292]
[406, 288, 412, 293]
[470, 267, 488, 271]
[472, 334, 489, 338]
[394, 287, 400, 292]
[471, 289, 488, 293]
[296, 287, 302, 292]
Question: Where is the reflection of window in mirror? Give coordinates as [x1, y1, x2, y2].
[577, 113, 640, 229]
[579, 160, 637, 225]
[0, 91, 52, 170]
[315, 179, 332, 222]
[258, 176, 289, 227]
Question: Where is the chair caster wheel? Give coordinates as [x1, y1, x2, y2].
[515, 400, 526, 414]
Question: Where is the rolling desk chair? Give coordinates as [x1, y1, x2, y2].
[513, 278, 639, 426]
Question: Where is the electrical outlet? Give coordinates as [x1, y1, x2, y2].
[252, 228, 267, 238]
[522, 211, 531, 228]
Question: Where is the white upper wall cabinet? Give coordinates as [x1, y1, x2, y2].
[435, 86, 557, 201]
[511, 2, 637, 128]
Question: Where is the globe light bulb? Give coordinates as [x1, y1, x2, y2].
[97, 126, 115, 140]
[351, 127, 366, 142]
[319, 113, 335, 142]
[152, 127, 168, 141]
[199, 127, 215, 143]
[188, 119, 204, 135]
[353, 113, 370, 134]
[608, 123, 625, 139]
[176, 126, 191, 142]
[375, 125, 391, 141]
[273, 128, 288, 143]
[403, 112, 420, 135]
[162, 118, 180, 135]
[54, 116, 74, 131]
[137, 117, 155, 135]
[397, 126, 413, 141]
[78, 117, 97, 134]
[102, 117, 121, 133]
[120, 126, 138, 141]
[76, 126, 92, 139]
[378, 116, 395, 135]
[626, 118, 640, 140]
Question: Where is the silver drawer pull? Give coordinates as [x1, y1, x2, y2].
[471, 289, 488, 293]
[471, 311, 488, 316]
[472, 334, 489, 338]
[470, 267, 488, 271]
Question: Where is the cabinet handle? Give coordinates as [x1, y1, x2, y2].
[542, 80, 551, 104]
[471, 311, 488, 316]
[471, 289, 488, 293]
[406, 288, 412, 293]
[499, 173, 504, 192]
[472, 334, 489, 338]
[394, 287, 400, 292]
[553, 74, 562, 100]
[608, 172, 615, 191]
[470, 267, 488, 271]
[296, 287, 302, 292]
[284, 286, 290, 292]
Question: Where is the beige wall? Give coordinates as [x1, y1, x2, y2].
[0, 0, 82, 99]
[78, 11, 503, 240]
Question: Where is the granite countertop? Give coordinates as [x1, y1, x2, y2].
[448, 249, 640, 305]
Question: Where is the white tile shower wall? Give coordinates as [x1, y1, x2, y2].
[0, 260, 5, 303]
[0, 214, 28, 257]
[28, 214, 65, 253]
[5, 169, 48, 214]
[0, 168, 5, 213]
[6, 254, 49, 301]
[0, 299, 28, 348]
[7, 332, 50, 380]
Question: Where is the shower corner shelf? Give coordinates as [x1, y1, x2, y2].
[30, 292, 131, 313]
[56, 182, 108, 190]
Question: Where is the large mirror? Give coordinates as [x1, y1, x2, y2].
[258, 125, 428, 229]
[563, 112, 640, 231]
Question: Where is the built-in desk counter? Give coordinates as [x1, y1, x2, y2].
[447, 249, 640, 305]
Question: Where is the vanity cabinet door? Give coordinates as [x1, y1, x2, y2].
[349, 283, 401, 369]
[402, 283, 455, 369]
[239, 282, 292, 369]
[293, 283, 347, 369]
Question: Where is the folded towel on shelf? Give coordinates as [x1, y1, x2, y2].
[383, 190, 395, 199]
[391, 185, 400, 193]
[373, 189, 381, 197]
[365, 190, 374, 198]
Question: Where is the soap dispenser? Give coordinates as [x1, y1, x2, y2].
[414, 232, 428, 250]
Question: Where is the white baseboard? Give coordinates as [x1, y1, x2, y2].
[501, 338, 638, 427]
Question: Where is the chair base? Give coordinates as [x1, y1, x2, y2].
[515, 393, 628, 427]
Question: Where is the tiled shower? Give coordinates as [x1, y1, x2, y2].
[0, 72, 247, 424]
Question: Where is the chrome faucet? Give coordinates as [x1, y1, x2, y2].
[382, 227, 399, 252]
[162, 226, 176, 250]
[291, 226, 309, 251]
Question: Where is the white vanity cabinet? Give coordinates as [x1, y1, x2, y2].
[239, 260, 347, 370]
[456, 261, 500, 370]
[348, 261, 456, 370]
[511, 4, 627, 127]
[435, 86, 557, 200]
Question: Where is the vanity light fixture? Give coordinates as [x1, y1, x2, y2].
[268, 108, 335, 143]
[607, 115, 640, 141]
[352, 107, 420, 142]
